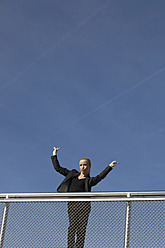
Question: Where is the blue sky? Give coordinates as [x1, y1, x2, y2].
[1, 0, 165, 193]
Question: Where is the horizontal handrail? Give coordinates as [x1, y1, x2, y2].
[0, 197, 165, 202]
[0, 191, 165, 202]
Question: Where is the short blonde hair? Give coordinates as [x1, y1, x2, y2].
[79, 157, 91, 167]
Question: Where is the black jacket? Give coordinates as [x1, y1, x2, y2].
[51, 155, 112, 192]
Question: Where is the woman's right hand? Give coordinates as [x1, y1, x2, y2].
[53, 147, 61, 156]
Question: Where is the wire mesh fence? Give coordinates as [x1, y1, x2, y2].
[0, 192, 164, 248]
[128, 200, 165, 248]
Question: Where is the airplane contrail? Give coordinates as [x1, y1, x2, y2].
[113, 126, 165, 157]
[0, 0, 112, 91]
[51, 66, 165, 136]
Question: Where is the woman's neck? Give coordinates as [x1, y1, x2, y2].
[78, 173, 87, 179]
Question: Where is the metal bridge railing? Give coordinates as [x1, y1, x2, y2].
[0, 191, 165, 247]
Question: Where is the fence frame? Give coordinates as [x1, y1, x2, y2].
[0, 191, 165, 247]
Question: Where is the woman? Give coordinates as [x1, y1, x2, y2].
[51, 147, 119, 248]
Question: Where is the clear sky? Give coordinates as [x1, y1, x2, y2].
[1, 0, 165, 193]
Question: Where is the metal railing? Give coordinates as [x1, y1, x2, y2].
[0, 191, 165, 247]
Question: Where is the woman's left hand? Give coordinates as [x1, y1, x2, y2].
[109, 161, 119, 167]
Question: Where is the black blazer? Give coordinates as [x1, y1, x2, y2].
[51, 155, 112, 192]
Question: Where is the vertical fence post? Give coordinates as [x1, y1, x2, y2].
[124, 193, 131, 248]
[0, 195, 9, 248]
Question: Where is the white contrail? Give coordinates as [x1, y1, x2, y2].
[15, 65, 165, 155]
[0, 0, 112, 91]
[51, 66, 165, 136]
[114, 126, 165, 157]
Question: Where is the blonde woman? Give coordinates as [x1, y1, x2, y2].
[51, 147, 119, 248]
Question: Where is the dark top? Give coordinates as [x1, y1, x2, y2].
[69, 177, 85, 192]
[51, 155, 113, 192]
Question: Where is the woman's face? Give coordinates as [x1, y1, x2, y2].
[79, 159, 91, 176]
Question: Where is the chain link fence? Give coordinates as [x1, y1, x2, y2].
[0, 192, 164, 248]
